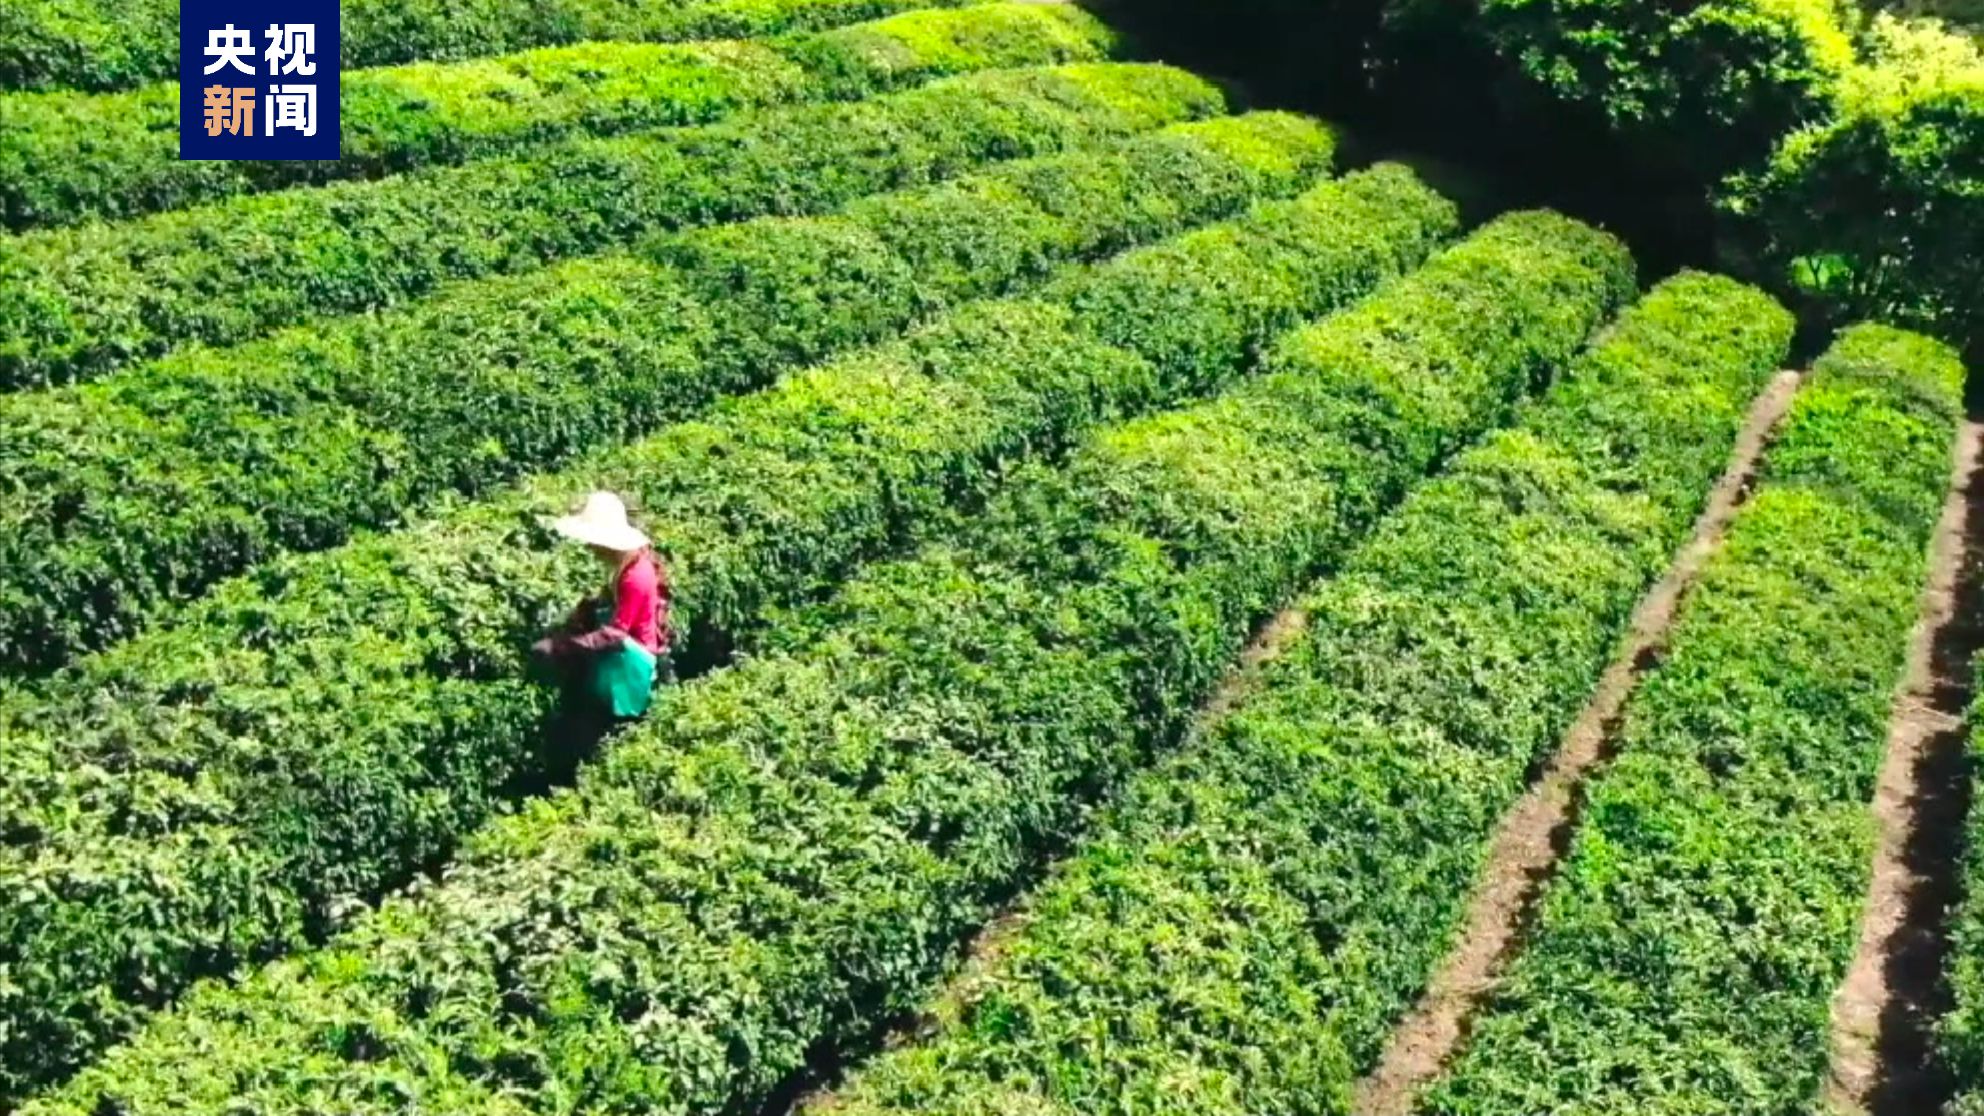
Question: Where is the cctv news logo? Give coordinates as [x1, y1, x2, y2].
[180, 0, 340, 160]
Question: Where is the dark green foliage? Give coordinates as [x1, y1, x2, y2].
[0, 130, 1434, 1107]
[1119, 0, 1980, 355]
[1422, 322, 1964, 1114]
[0, 4, 1109, 229]
[0, 102, 1288, 681]
[1446, 0, 1854, 178]
[1374, 1, 1984, 359]
[0, 61, 1220, 390]
[19, 210, 1629, 1116]
[0, 0, 966, 93]
[820, 273, 1794, 1116]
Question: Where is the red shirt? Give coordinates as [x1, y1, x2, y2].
[572, 549, 669, 655]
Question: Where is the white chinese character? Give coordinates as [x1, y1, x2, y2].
[262, 23, 317, 76]
[202, 24, 256, 76]
[265, 84, 318, 137]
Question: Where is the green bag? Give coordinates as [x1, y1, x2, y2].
[581, 596, 657, 718]
[588, 635, 657, 719]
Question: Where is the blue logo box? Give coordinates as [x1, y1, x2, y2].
[180, 0, 340, 160]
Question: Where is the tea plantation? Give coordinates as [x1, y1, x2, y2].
[1, 0, 1979, 1112]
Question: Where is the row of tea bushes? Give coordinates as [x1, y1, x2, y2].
[0, 0, 965, 92]
[0, 4, 1108, 228]
[0, 61, 1219, 389]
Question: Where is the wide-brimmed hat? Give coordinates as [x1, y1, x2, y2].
[550, 491, 649, 553]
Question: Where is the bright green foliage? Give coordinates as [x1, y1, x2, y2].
[0, 0, 179, 90]
[20, 211, 1629, 1116]
[821, 273, 1793, 1116]
[1946, 662, 1984, 1116]
[1385, 0, 1981, 355]
[0, 137, 1449, 1107]
[0, 106, 1297, 681]
[1422, 323, 1963, 1114]
[0, 4, 1109, 229]
[1889, 0, 1984, 37]
[649, 154, 1443, 659]
[0, 0, 969, 93]
[0, 61, 1219, 390]
[1731, 15, 1983, 357]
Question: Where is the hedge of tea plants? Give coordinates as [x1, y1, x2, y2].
[0, 4, 1108, 228]
[0, 0, 966, 92]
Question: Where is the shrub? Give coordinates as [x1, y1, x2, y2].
[1727, 15, 1984, 358]
[1498, 0, 1848, 159]
[1422, 322, 1964, 1114]
[817, 272, 1793, 1116]
[1377, 0, 1856, 195]
[0, 61, 1220, 390]
[21, 209, 1630, 1116]
[0, 128, 1431, 1106]
[0, 4, 1111, 229]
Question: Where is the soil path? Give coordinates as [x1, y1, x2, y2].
[775, 605, 1314, 1115]
[1824, 417, 1984, 1116]
[1351, 369, 1806, 1116]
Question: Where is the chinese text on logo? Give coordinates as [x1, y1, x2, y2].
[180, 0, 340, 160]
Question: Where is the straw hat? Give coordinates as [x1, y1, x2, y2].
[550, 491, 649, 553]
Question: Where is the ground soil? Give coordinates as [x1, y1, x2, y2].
[1351, 370, 1806, 1116]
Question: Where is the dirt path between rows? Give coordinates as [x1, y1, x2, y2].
[1823, 417, 1984, 1116]
[1351, 369, 1806, 1116]
[776, 604, 1313, 1116]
